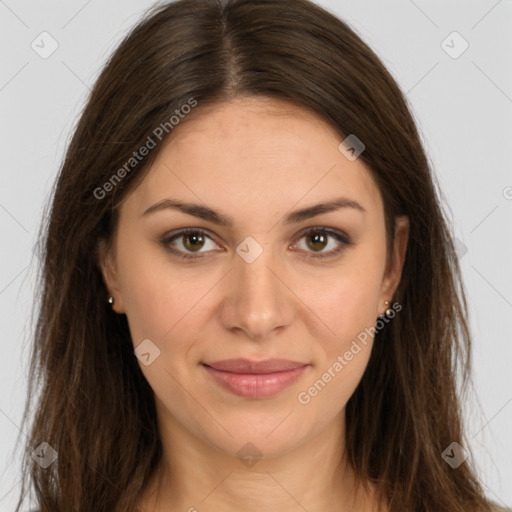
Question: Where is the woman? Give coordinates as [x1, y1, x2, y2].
[16, 0, 508, 510]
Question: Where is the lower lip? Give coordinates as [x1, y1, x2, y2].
[202, 364, 308, 399]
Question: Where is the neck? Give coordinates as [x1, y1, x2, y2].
[138, 405, 380, 512]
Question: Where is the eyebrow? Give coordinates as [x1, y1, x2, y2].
[142, 196, 366, 226]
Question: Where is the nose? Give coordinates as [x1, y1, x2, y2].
[219, 241, 295, 342]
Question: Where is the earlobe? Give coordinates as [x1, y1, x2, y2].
[96, 238, 125, 314]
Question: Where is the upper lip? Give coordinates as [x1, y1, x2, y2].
[203, 358, 308, 374]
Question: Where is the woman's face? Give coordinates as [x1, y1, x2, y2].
[99, 96, 408, 460]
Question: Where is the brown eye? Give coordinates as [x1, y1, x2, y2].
[182, 232, 206, 252]
[161, 227, 351, 262]
[161, 229, 221, 260]
[305, 231, 328, 252]
[293, 228, 351, 259]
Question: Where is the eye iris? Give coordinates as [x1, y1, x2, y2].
[306, 232, 327, 252]
[183, 232, 205, 252]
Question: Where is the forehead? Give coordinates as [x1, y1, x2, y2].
[122, 97, 383, 224]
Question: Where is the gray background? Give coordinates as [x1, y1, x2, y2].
[1, 0, 511, 509]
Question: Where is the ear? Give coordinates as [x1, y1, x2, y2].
[97, 237, 125, 314]
[379, 215, 409, 313]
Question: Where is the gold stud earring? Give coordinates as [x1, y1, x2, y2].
[384, 300, 393, 316]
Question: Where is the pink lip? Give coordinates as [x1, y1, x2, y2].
[202, 359, 309, 398]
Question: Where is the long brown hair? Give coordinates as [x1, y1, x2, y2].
[15, 0, 497, 510]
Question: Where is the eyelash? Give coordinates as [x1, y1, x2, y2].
[160, 227, 352, 261]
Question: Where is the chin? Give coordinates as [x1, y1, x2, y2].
[192, 405, 319, 461]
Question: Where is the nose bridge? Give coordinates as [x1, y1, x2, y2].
[221, 236, 293, 339]
[237, 242, 278, 296]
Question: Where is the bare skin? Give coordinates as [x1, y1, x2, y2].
[98, 96, 409, 512]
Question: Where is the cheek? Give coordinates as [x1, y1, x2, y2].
[118, 244, 220, 362]
[309, 275, 379, 398]
[328, 268, 382, 338]
[306, 254, 384, 348]
[295, 265, 381, 420]
[296, 243, 385, 411]
[116, 243, 184, 342]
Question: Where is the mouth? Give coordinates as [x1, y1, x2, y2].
[201, 358, 309, 399]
